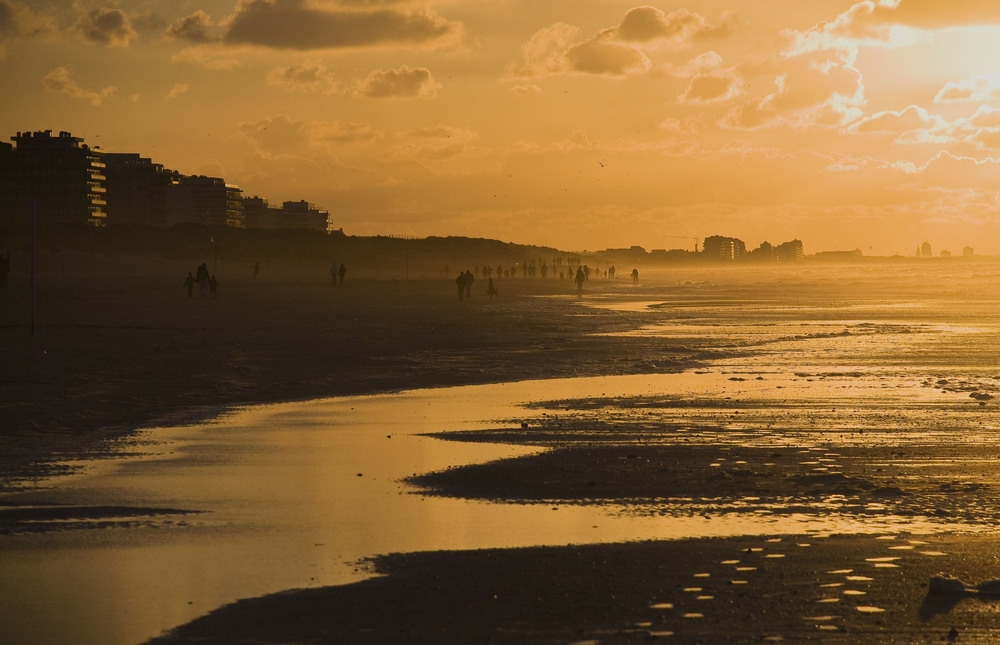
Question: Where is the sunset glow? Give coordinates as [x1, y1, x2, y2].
[6, 0, 1000, 254]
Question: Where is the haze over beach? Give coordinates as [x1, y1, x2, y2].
[6, 1, 1000, 254]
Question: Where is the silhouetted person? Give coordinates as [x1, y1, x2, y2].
[338, 263, 347, 285]
[182, 272, 196, 298]
[631, 268, 639, 284]
[0, 251, 9, 288]
[456, 272, 466, 300]
[464, 270, 474, 298]
[487, 277, 498, 298]
[575, 266, 585, 294]
[196, 263, 210, 298]
[209, 275, 219, 298]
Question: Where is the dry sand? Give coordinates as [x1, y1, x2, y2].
[4, 262, 1000, 643]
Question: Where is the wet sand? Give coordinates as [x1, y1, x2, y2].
[150, 534, 1000, 644]
[0, 269, 680, 488]
[6, 261, 1000, 643]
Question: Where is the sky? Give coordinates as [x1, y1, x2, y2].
[5, 1, 1000, 255]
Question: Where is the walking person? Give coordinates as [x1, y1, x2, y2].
[182, 272, 196, 299]
[196, 263, 210, 298]
[464, 270, 474, 298]
[575, 266, 586, 295]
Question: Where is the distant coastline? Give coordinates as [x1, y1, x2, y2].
[0, 224, 993, 285]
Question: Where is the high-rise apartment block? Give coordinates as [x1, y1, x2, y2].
[702, 235, 747, 261]
[0, 130, 333, 233]
[4, 130, 107, 227]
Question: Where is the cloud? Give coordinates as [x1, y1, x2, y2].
[850, 104, 940, 133]
[934, 74, 1000, 103]
[868, 0, 1000, 29]
[0, 0, 59, 39]
[563, 36, 650, 75]
[167, 83, 189, 99]
[616, 6, 735, 45]
[74, 7, 137, 47]
[678, 68, 743, 104]
[781, 1, 926, 57]
[166, 10, 217, 43]
[40, 66, 116, 106]
[223, 0, 461, 50]
[239, 114, 380, 158]
[510, 84, 542, 96]
[504, 22, 580, 78]
[783, 0, 1000, 57]
[720, 51, 864, 130]
[356, 65, 440, 98]
[268, 60, 340, 94]
[172, 46, 243, 71]
[506, 8, 733, 79]
[390, 126, 480, 162]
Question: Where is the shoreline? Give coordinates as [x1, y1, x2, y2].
[2, 274, 689, 490]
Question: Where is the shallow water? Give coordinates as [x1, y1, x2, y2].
[3, 263, 1000, 644]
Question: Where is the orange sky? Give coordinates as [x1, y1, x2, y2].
[5, 1, 1000, 255]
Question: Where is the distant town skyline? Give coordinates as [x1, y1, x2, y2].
[4, 2, 1000, 254]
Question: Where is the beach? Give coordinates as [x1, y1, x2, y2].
[5, 258, 1000, 643]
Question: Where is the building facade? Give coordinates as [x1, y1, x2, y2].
[103, 153, 176, 227]
[775, 239, 804, 262]
[167, 175, 244, 228]
[702, 235, 747, 261]
[240, 196, 331, 232]
[1, 130, 336, 232]
[4, 130, 107, 228]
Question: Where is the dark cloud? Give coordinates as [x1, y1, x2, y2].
[0, 1, 15, 36]
[166, 10, 217, 43]
[75, 7, 137, 47]
[224, 0, 461, 50]
[0, 0, 59, 39]
[356, 65, 440, 98]
[564, 37, 650, 75]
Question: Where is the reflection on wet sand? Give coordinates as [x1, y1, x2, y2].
[4, 264, 1000, 643]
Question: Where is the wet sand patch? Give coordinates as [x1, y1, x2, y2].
[148, 534, 1000, 644]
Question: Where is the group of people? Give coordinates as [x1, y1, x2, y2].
[182, 263, 218, 299]
[454, 262, 637, 299]
[456, 270, 475, 300]
[456, 269, 499, 300]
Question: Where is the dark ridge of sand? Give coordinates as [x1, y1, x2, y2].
[1, 271, 701, 490]
[147, 534, 1000, 644]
